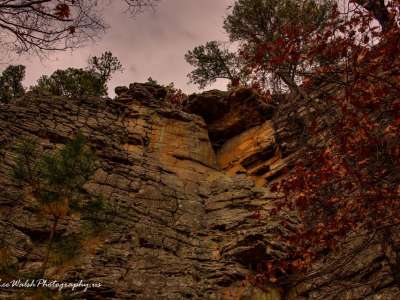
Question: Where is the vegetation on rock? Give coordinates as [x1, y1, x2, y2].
[185, 41, 246, 89]
[0, 51, 123, 98]
[186, 0, 333, 91]
[0, 65, 26, 103]
[7, 133, 110, 300]
[236, 0, 400, 289]
[87, 51, 124, 83]
[0, 0, 399, 299]
[33, 68, 108, 98]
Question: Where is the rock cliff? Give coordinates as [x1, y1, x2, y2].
[0, 83, 398, 299]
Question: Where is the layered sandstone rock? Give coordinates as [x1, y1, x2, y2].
[0, 84, 283, 300]
[216, 121, 291, 187]
[0, 83, 398, 300]
[188, 87, 400, 300]
[184, 88, 274, 150]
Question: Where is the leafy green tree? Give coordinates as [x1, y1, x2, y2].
[0, 65, 26, 103]
[88, 51, 123, 83]
[185, 41, 246, 89]
[224, 0, 331, 45]
[223, 0, 333, 91]
[11, 133, 101, 276]
[185, 0, 333, 91]
[32, 68, 107, 98]
[31, 51, 123, 98]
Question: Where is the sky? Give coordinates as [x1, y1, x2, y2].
[6, 0, 233, 97]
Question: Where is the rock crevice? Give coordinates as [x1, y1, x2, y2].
[0, 83, 398, 300]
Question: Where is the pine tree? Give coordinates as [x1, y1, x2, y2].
[0, 65, 26, 103]
[11, 133, 106, 278]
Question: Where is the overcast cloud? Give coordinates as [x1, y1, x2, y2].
[4, 0, 233, 97]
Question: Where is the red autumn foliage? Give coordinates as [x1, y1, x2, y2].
[54, 3, 71, 19]
[243, 0, 400, 282]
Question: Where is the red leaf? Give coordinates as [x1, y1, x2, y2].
[54, 3, 70, 19]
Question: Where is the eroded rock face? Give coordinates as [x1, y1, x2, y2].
[0, 84, 283, 300]
[0, 83, 398, 300]
[216, 121, 291, 187]
[185, 88, 274, 150]
[190, 86, 400, 300]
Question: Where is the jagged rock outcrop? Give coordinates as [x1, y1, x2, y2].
[184, 88, 274, 150]
[0, 82, 398, 300]
[215, 121, 288, 187]
[188, 86, 400, 300]
[0, 84, 284, 300]
[218, 90, 400, 299]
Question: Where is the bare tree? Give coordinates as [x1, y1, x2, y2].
[123, 0, 158, 14]
[0, 0, 158, 55]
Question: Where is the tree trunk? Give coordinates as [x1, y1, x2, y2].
[40, 217, 59, 277]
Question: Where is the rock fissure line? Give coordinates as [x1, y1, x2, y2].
[0, 83, 398, 299]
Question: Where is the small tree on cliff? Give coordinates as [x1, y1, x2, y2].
[185, 41, 247, 89]
[0, 65, 26, 103]
[88, 51, 123, 83]
[34, 68, 107, 98]
[11, 133, 106, 278]
[32, 51, 122, 97]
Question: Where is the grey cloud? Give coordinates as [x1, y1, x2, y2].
[11, 0, 233, 96]
[128, 65, 137, 73]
